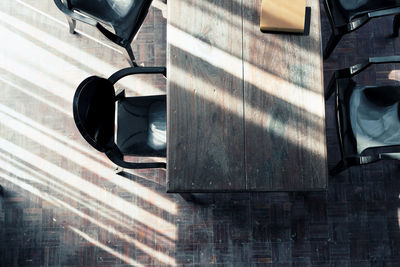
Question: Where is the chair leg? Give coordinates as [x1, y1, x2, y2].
[66, 16, 76, 34]
[123, 46, 139, 67]
[325, 84, 335, 99]
[323, 32, 343, 60]
[329, 160, 347, 176]
[324, 76, 336, 99]
[114, 166, 124, 174]
[393, 14, 400, 37]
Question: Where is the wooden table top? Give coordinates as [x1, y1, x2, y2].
[167, 0, 327, 192]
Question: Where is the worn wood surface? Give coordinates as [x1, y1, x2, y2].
[244, 0, 327, 190]
[167, 0, 245, 191]
[167, 0, 327, 192]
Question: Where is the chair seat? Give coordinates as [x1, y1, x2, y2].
[350, 86, 400, 155]
[117, 97, 166, 156]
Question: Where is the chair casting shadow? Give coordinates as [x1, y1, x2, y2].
[323, 0, 400, 59]
[53, 0, 154, 66]
[73, 66, 167, 169]
[325, 56, 400, 175]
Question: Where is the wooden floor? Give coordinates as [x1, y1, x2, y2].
[0, 0, 400, 266]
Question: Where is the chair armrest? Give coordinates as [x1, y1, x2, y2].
[380, 145, 400, 153]
[344, 7, 400, 32]
[369, 7, 400, 18]
[325, 56, 400, 99]
[108, 67, 167, 84]
[345, 155, 381, 165]
[346, 15, 370, 32]
[334, 56, 400, 78]
[381, 153, 400, 160]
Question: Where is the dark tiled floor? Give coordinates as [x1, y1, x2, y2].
[1, 0, 400, 266]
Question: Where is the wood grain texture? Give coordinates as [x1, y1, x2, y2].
[244, 0, 327, 190]
[167, 0, 245, 191]
[167, 0, 327, 192]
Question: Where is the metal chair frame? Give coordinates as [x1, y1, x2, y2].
[326, 56, 400, 175]
[323, 0, 400, 59]
[73, 66, 167, 169]
[53, 0, 153, 66]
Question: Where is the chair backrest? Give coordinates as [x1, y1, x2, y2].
[73, 76, 116, 152]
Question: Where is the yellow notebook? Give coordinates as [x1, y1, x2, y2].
[260, 0, 306, 33]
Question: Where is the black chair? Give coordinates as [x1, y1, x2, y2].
[53, 0, 154, 66]
[323, 0, 400, 59]
[326, 56, 400, 175]
[73, 66, 167, 169]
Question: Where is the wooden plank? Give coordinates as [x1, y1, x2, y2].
[243, 0, 327, 190]
[167, 0, 245, 191]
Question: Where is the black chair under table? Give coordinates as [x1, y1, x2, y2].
[326, 56, 400, 175]
[323, 0, 400, 59]
[73, 66, 167, 169]
[53, 0, 154, 66]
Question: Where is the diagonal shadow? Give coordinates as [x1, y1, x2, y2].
[168, 0, 321, 90]
[168, 80, 326, 191]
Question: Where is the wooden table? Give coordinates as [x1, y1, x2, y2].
[167, 0, 327, 192]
